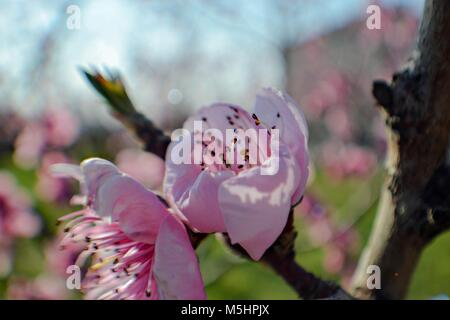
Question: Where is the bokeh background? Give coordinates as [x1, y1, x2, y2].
[1, 0, 449, 299]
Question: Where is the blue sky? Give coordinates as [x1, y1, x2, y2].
[0, 0, 424, 125]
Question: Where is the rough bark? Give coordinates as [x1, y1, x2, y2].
[350, 0, 450, 299]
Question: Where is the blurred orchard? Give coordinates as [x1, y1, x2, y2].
[1, 0, 448, 299]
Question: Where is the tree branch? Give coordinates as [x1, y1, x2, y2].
[351, 0, 450, 299]
[263, 211, 352, 299]
[223, 211, 353, 299]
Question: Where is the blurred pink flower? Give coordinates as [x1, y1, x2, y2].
[115, 148, 165, 190]
[0, 242, 13, 276]
[296, 195, 333, 244]
[43, 108, 79, 148]
[324, 228, 359, 275]
[296, 194, 326, 219]
[35, 152, 74, 203]
[0, 172, 40, 239]
[54, 158, 205, 300]
[13, 123, 46, 169]
[13, 108, 79, 169]
[297, 193, 360, 276]
[324, 246, 345, 274]
[164, 88, 309, 260]
[45, 236, 84, 276]
[319, 142, 377, 179]
[0, 112, 26, 148]
[303, 72, 350, 119]
[7, 275, 70, 300]
[382, 9, 418, 52]
[324, 107, 353, 141]
[0, 172, 40, 276]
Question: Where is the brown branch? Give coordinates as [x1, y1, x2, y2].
[223, 211, 353, 300]
[351, 0, 450, 299]
[263, 250, 352, 300]
[263, 212, 352, 299]
[114, 111, 171, 160]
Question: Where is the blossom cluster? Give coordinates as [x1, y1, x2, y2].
[54, 88, 309, 299]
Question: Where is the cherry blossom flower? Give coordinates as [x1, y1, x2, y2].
[7, 275, 70, 300]
[115, 148, 165, 190]
[45, 236, 85, 277]
[0, 172, 40, 238]
[43, 108, 79, 148]
[164, 88, 309, 260]
[0, 172, 41, 276]
[35, 152, 74, 203]
[13, 108, 79, 169]
[297, 194, 360, 277]
[319, 142, 377, 180]
[54, 158, 205, 300]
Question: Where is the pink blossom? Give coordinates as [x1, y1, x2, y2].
[323, 247, 345, 274]
[7, 275, 70, 300]
[54, 158, 205, 300]
[164, 88, 309, 260]
[323, 229, 359, 275]
[43, 108, 79, 148]
[296, 194, 326, 219]
[0, 243, 13, 276]
[325, 232, 359, 276]
[35, 152, 74, 203]
[296, 193, 360, 276]
[115, 148, 165, 190]
[303, 72, 350, 119]
[13, 123, 46, 169]
[0, 172, 40, 276]
[319, 142, 377, 179]
[0, 172, 40, 240]
[45, 236, 84, 276]
[13, 108, 79, 169]
[324, 107, 353, 141]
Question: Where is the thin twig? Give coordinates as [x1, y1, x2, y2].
[223, 211, 353, 299]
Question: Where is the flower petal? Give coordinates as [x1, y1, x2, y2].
[97, 175, 168, 244]
[254, 88, 309, 142]
[116, 149, 165, 190]
[253, 88, 309, 204]
[218, 143, 300, 260]
[153, 214, 206, 300]
[184, 103, 257, 134]
[50, 163, 83, 181]
[80, 158, 121, 200]
[164, 141, 234, 232]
